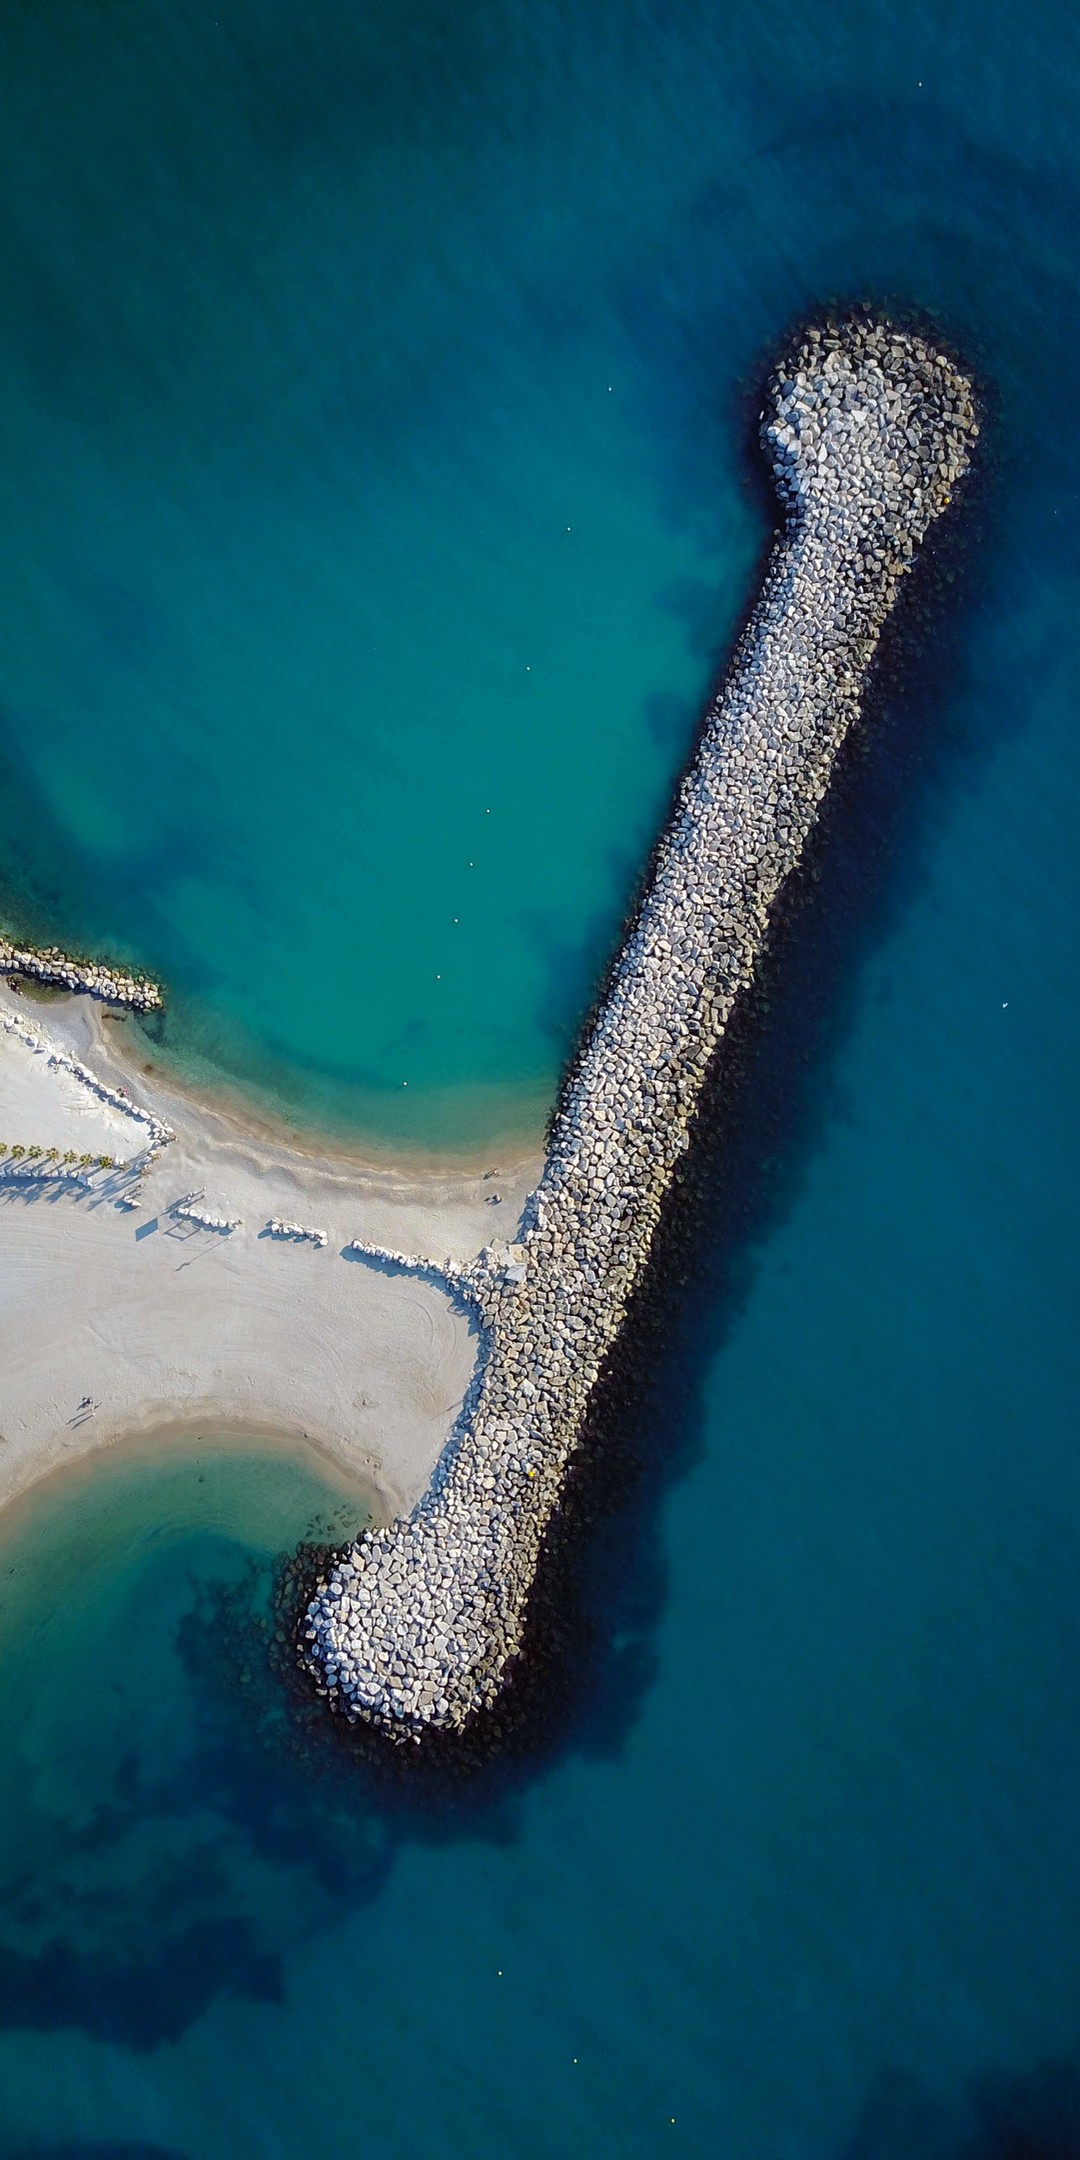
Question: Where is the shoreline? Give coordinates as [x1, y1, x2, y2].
[0, 972, 543, 1527]
[113, 1010, 550, 1181]
[5, 961, 550, 1179]
[0, 1413, 378, 1554]
[2, 908, 553, 1175]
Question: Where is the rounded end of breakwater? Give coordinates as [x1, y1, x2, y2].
[762, 313, 979, 540]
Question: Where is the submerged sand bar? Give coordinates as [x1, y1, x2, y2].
[305, 317, 979, 1739]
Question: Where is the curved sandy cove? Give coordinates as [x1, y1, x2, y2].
[0, 979, 541, 1522]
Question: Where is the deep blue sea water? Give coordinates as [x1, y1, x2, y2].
[2, 0, 1080, 2154]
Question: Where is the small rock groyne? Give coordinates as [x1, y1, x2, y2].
[267, 1217, 329, 1248]
[0, 936, 162, 1010]
[343, 1236, 524, 1289]
[304, 315, 979, 1742]
[1, 1009, 175, 1168]
[171, 1196, 240, 1234]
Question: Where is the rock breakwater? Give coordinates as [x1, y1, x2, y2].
[304, 315, 979, 1742]
[0, 936, 162, 1010]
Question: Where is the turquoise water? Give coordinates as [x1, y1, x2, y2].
[0, 0, 764, 1150]
[2, 0, 1080, 2154]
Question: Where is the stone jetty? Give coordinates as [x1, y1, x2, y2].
[0, 935, 162, 1010]
[1, 1008, 175, 1167]
[303, 315, 979, 1741]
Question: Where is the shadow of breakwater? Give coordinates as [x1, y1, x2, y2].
[8, 2146, 193, 2160]
[836, 2050, 1080, 2160]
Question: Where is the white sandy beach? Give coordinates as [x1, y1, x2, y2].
[0, 979, 542, 1521]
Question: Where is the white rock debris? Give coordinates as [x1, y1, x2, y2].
[0, 940, 162, 1010]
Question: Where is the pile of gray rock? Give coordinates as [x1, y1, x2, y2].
[267, 1217, 329, 1247]
[0, 937, 162, 1010]
[171, 1199, 240, 1234]
[303, 315, 979, 1741]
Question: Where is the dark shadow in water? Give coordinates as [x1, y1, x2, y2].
[623, 86, 1080, 563]
[0, 698, 218, 1006]
[9, 2147, 192, 2160]
[838, 2054, 1080, 2160]
[0, 1554, 397, 2046]
[0, 1899, 283, 2051]
[644, 688, 699, 753]
[522, 821, 654, 1067]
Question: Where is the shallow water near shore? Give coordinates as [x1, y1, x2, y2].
[0, 1432, 374, 2051]
[2, 0, 1080, 2154]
